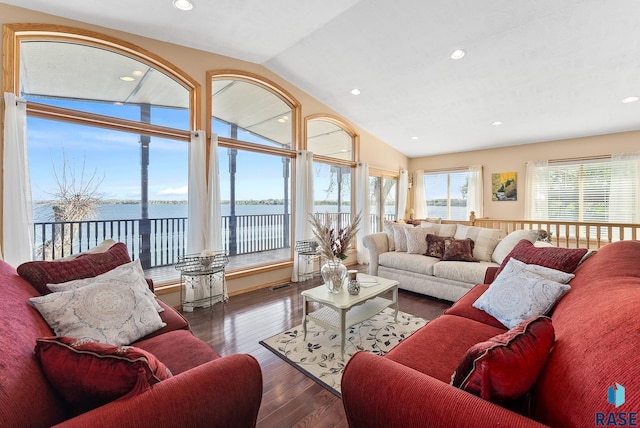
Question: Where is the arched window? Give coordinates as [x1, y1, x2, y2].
[306, 115, 358, 228]
[3, 24, 199, 283]
[208, 71, 299, 271]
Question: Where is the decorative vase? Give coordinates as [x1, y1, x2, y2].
[321, 259, 347, 293]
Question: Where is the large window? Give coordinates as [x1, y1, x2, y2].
[4, 25, 197, 283]
[369, 174, 397, 232]
[423, 170, 472, 221]
[527, 156, 639, 223]
[209, 72, 298, 271]
[306, 116, 358, 230]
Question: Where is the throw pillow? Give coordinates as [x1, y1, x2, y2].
[420, 222, 457, 238]
[425, 234, 450, 258]
[17, 242, 132, 295]
[509, 258, 574, 284]
[392, 223, 412, 252]
[47, 259, 163, 313]
[491, 230, 539, 264]
[454, 225, 503, 262]
[495, 239, 588, 277]
[36, 336, 172, 414]
[473, 258, 571, 328]
[404, 226, 434, 254]
[29, 275, 166, 346]
[442, 238, 478, 262]
[383, 220, 396, 251]
[451, 316, 554, 403]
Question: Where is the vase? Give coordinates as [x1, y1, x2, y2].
[321, 259, 347, 293]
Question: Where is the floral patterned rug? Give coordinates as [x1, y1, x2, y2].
[259, 308, 428, 397]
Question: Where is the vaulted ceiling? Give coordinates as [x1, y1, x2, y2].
[3, 0, 640, 158]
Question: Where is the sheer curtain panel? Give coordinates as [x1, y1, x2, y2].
[413, 170, 426, 219]
[467, 165, 483, 219]
[291, 151, 314, 282]
[2, 93, 33, 265]
[397, 170, 409, 221]
[355, 162, 370, 264]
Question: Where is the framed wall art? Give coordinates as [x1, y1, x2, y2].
[492, 172, 517, 201]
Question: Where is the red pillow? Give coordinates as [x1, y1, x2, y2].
[495, 239, 587, 277]
[17, 243, 131, 295]
[425, 234, 451, 258]
[35, 336, 172, 414]
[451, 316, 554, 403]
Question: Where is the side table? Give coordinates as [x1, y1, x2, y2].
[295, 240, 321, 281]
[175, 252, 228, 311]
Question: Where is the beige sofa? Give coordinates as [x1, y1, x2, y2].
[363, 221, 538, 302]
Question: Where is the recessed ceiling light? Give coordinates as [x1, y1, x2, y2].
[173, 0, 193, 11]
[450, 49, 466, 60]
[132, 70, 144, 77]
[622, 96, 639, 103]
[491, 121, 503, 126]
[411, 136, 419, 140]
[119, 76, 135, 82]
[277, 116, 289, 123]
[351, 88, 361, 95]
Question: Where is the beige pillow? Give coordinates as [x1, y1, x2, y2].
[421, 222, 457, 238]
[492, 229, 539, 264]
[383, 220, 396, 251]
[454, 225, 503, 262]
[392, 224, 412, 252]
[404, 226, 435, 254]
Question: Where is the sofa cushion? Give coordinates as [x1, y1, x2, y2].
[434, 261, 499, 286]
[17, 242, 131, 295]
[384, 315, 506, 383]
[392, 223, 413, 252]
[379, 252, 438, 276]
[36, 336, 172, 414]
[491, 230, 539, 264]
[47, 259, 163, 313]
[442, 238, 478, 262]
[451, 316, 554, 403]
[495, 239, 588, 277]
[383, 220, 397, 251]
[473, 258, 571, 328]
[29, 274, 166, 346]
[420, 222, 457, 237]
[454, 225, 503, 262]
[444, 284, 507, 329]
[404, 225, 435, 254]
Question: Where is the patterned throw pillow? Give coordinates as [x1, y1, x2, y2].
[425, 234, 450, 258]
[495, 239, 588, 277]
[442, 238, 478, 262]
[392, 223, 413, 252]
[29, 274, 166, 346]
[451, 316, 554, 403]
[404, 226, 435, 254]
[36, 336, 172, 414]
[17, 242, 132, 295]
[47, 259, 163, 313]
[473, 258, 571, 328]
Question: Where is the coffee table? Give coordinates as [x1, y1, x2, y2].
[301, 275, 399, 359]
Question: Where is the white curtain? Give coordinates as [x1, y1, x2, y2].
[2, 93, 33, 266]
[467, 165, 483, 219]
[413, 170, 426, 219]
[525, 160, 549, 220]
[609, 152, 640, 223]
[355, 162, 370, 264]
[397, 169, 409, 221]
[291, 150, 314, 282]
[185, 132, 222, 309]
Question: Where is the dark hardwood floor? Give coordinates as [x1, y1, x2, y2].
[182, 266, 452, 427]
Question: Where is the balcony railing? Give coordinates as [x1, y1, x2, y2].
[32, 211, 366, 268]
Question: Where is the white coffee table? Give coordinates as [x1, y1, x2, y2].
[301, 275, 399, 359]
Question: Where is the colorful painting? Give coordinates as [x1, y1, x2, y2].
[492, 172, 517, 201]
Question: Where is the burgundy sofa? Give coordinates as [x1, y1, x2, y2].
[342, 240, 640, 427]
[0, 252, 263, 427]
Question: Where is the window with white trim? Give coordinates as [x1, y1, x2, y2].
[422, 170, 472, 221]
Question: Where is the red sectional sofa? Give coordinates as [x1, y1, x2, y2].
[0, 250, 263, 427]
[342, 240, 640, 427]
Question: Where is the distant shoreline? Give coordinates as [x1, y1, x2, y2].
[33, 199, 344, 206]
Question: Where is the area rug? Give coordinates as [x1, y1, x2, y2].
[259, 308, 428, 397]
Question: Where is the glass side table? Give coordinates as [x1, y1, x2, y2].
[175, 252, 228, 311]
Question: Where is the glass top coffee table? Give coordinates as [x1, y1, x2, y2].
[301, 275, 399, 359]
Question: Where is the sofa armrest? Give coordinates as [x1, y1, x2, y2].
[362, 233, 389, 276]
[342, 352, 548, 428]
[484, 266, 499, 284]
[55, 354, 263, 428]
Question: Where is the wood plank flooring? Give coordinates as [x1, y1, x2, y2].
[182, 266, 452, 427]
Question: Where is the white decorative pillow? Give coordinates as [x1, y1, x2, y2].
[47, 259, 163, 313]
[492, 229, 539, 264]
[383, 220, 396, 251]
[509, 258, 574, 284]
[30, 274, 166, 346]
[473, 258, 571, 329]
[404, 226, 435, 254]
[454, 225, 503, 262]
[392, 223, 412, 252]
